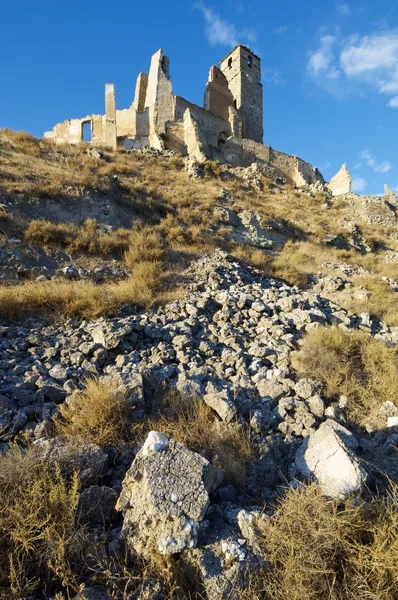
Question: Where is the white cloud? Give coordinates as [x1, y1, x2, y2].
[337, 2, 351, 16]
[389, 95, 398, 108]
[360, 149, 391, 173]
[195, 3, 257, 48]
[308, 35, 337, 75]
[195, 3, 238, 46]
[307, 28, 398, 107]
[352, 177, 367, 192]
[273, 26, 288, 35]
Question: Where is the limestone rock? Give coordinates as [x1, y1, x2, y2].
[117, 433, 219, 558]
[294, 420, 366, 499]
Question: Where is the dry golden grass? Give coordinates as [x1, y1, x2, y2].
[2, 127, 398, 324]
[344, 275, 398, 327]
[25, 219, 76, 247]
[124, 226, 165, 268]
[231, 244, 271, 270]
[25, 218, 130, 258]
[55, 378, 134, 447]
[294, 326, 398, 428]
[247, 483, 398, 600]
[140, 388, 252, 489]
[0, 445, 81, 599]
[0, 260, 162, 319]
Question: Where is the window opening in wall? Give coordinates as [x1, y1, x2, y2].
[248, 55, 253, 68]
[82, 121, 92, 142]
[218, 131, 228, 146]
[228, 57, 232, 68]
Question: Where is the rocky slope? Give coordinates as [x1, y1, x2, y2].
[1, 248, 397, 598]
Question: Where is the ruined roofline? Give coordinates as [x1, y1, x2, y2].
[220, 44, 260, 64]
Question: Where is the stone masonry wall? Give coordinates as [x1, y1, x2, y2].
[204, 66, 235, 123]
[220, 46, 263, 144]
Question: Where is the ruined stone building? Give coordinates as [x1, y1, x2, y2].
[44, 45, 325, 187]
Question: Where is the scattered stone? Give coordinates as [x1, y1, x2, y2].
[117, 433, 219, 558]
[294, 420, 367, 500]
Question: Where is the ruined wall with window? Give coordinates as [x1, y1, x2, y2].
[43, 45, 324, 188]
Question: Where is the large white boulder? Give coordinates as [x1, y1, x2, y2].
[294, 420, 367, 500]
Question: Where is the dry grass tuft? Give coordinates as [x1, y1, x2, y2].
[345, 275, 398, 327]
[293, 326, 398, 428]
[124, 226, 165, 268]
[25, 218, 130, 258]
[0, 261, 163, 320]
[0, 445, 81, 599]
[140, 389, 252, 489]
[25, 219, 76, 247]
[249, 483, 398, 600]
[230, 244, 271, 271]
[55, 378, 134, 447]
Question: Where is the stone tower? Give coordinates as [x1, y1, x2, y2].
[220, 45, 263, 144]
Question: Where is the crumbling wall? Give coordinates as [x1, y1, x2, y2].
[361, 196, 396, 226]
[183, 109, 206, 162]
[219, 137, 270, 167]
[293, 157, 325, 187]
[327, 164, 351, 196]
[175, 96, 231, 151]
[133, 73, 148, 113]
[164, 121, 187, 154]
[105, 83, 117, 150]
[384, 184, 397, 203]
[145, 49, 175, 147]
[204, 66, 235, 122]
[268, 149, 296, 181]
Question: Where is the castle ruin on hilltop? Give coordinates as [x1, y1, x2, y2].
[44, 45, 326, 187]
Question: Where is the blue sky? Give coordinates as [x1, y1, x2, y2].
[0, 0, 397, 195]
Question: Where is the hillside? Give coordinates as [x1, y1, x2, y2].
[0, 128, 397, 600]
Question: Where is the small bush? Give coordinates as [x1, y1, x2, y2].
[141, 389, 251, 489]
[55, 378, 134, 447]
[231, 244, 271, 270]
[124, 227, 165, 268]
[293, 326, 398, 428]
[203, 160, 222, 177]
[252, 483, 398, 600]
[347, 275, 398, 327]
[25, 219, 76, 247]
[0, 445, 81, 599]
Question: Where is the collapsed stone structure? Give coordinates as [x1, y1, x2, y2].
[44, 46, 324, 187]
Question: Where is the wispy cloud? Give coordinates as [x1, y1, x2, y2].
[307, 28, 398, 107]
[360, 149, 391, 173]
[336, 2, 351, 16]
[262, 67, 285, 86]
[307, 35, 341, 79]
[273, 25, 288, 35]
[352, 177, 367, 192]
[389, 96, 398, 108]
[319, 161, 331, 171]
[195, 3, 256, 48]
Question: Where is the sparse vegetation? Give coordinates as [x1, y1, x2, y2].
[345, 274, 398, 327]
[0, 260, 163, 319]
[140, 388, 252, 489]
[55, 378, 135, 447]
[0, 445, 81, 599]
[248, 483, 398, 600]
[294, 326, 398, 428]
